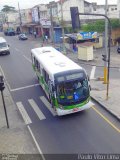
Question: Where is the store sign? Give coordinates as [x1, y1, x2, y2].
[77, 32, 97, 40]
[40, 19, 51, 26]
[32, 7, 39, 23]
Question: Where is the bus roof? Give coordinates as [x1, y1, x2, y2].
[31, 46, 83, 76]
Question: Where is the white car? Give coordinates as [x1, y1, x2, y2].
[18, 34, 28, 40]
[0, 37, 10, 55]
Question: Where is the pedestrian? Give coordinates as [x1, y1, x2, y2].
[45, 35, 48, 43]
[33, 31, 37, 38]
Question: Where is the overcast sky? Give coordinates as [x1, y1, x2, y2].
[0, 0, 118, 10]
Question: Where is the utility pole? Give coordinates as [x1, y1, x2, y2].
[49, 1, 54, 45]
[18, 2, 22, 33]
[104, 0, 108, 84]
[119, 10, 120, 20]
[38, 7, 43, 40]
[60, 0, 66, 54]
[77, 12, 111, 100]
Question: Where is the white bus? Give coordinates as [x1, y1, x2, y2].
[31, 47, 92, 116]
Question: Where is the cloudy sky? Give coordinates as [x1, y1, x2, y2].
[0, 0, 117, 10]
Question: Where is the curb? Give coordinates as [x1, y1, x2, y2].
[91, 96, 120, 122]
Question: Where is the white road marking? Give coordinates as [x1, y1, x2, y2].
[16, 102, 32, 125]
[15, 48, 19, 52]
[40, 96, 56, 116]
[10, 83, 39, 92]
[28, 99, 46, 120]
[23, 55, 32, 63]
[27, 126, 46, 160]
[0, 65, 11, 91]
[90, 66, 96, 80]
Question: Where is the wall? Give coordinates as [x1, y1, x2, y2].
[57, 0, 84, 22]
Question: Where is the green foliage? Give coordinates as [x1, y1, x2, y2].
[81, 19, 120, 33]
[110, 19, 120, 29]
[64, 27, 73, 33]
[1, 5, 16, 13]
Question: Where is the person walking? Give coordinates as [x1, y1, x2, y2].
[45, 35, 48, 43]
[33, 31, 37, 38]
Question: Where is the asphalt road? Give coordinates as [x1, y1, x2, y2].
[0, 33, 120, 159]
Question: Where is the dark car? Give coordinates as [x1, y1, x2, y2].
[4, 29, 15, 36]
[18, 34, 28, 40]
[117, 46, 120, 53]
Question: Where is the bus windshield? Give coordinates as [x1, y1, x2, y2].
[56, 79, 89, 106]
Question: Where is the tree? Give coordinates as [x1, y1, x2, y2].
[81, 19, 120, 33]
[1, 5, 16, 13]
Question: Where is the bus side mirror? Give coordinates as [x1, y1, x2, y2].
[87, 75, 90, 81]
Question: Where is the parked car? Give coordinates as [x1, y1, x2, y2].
[18, 34, 28, 40]
[4, 29, 15, 36]
[117, 46, 120, 53]
[0, 37, 10, 55]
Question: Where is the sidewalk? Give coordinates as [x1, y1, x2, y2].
[0, 72, 38, 153]
[90, 79, 120, 120]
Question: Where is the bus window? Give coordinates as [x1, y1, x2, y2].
[42, 68, 49, 83]
[34, 57, 40, 71]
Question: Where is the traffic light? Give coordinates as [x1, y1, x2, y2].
[102, 54, 108, 62]
[0, 75, 5, 91]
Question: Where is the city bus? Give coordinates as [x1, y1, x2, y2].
[31, 46, 92, 116]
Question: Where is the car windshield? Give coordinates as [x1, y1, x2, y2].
[20, 34, 26, 37]
[0, 42, 7, 48]
[56, 79, 89, 106]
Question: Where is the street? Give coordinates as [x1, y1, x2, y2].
[0, 34, 120, 159]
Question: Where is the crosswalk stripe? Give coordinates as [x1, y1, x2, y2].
[90, 66, 96, 80]
[40, 96, 56, 116]
[16, 102, 32, 125]
[28, 99, 46, 120]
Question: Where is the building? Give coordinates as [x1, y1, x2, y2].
[90, 2, 118, 19]
[31, 4, 51, 37]
[2, 12, 19, 31]
[18, 8, 32, 33]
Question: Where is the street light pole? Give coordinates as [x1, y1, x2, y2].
[1, 90, 9, 128]
[104, 0, 108, 84]
[77, 12, 111, 100]
[60, 0, 66, 54]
